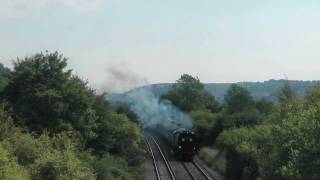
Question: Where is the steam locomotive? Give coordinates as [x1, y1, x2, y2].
[155, 124, 199, 160]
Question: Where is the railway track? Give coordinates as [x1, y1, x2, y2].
[182, 161, 212, 180]
[145, 133, 215, 180]
[145, 138, 161, 180]
[145, 135, 176, 180]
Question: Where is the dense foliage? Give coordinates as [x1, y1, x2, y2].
[161, 74, 222, 145]
[161, 74, 220, 113]
[0, 63, 10, 92]
[162, 76, 262, 144]
[163, 74, 320, 180]
[1, 52, 319, 179]
[216, 83, 320, 179]
[137, 79, 320, 103]
[0, 52, 144, 179]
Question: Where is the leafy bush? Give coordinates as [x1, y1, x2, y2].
[217, 125, 274, 180]
[198, 147, 226, 175]
[94, 112, 142, 161]
[1, 129, 96, 179]
[30, 144, 96, 180]
[190, 110, 216, 144]
[0, 144, 29, 180]
[95, 155, 132, 180]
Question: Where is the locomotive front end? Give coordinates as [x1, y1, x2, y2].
[173, 129, 198, 160]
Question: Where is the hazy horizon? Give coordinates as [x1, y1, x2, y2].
[1, 0, 320, 92]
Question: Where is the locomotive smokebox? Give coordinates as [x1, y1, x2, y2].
[153, 123, 199, 161]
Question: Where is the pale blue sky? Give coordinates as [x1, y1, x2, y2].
[1, 0, 320, 92]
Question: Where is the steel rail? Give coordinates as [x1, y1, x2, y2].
[145, 138, 161, 180]
[151, 136, 176, 180]
[192, 161, 212, 180]
[182, 162, 197, 180]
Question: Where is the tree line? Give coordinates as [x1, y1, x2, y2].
[162, 74, 320, 180]
[0, 52, 144, 179]
[1, 51, 319, 179]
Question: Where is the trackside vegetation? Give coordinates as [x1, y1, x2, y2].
[162, 74, 320, 180]
[0, 52, 144, 179]
[1, 52, 319, 180]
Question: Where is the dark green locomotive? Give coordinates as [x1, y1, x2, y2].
[156, 125, 199, 160]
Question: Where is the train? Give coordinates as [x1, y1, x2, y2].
[155, 124, 199, 161]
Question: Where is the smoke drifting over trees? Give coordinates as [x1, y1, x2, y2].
[108, 87, 192, 129]
[97, 64, 148, 94]
[105, 67, 193, 130]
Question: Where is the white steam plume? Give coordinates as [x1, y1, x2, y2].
[105, 66, 192, 129]
[108, 87, 192, 129]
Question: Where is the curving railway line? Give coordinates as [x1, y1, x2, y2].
[145, 134, 220, 180]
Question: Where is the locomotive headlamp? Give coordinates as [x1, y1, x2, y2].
[179, 146, 182, 149]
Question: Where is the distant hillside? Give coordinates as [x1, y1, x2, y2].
[119, 79, 320, 102]
[207, 79, 320, 102]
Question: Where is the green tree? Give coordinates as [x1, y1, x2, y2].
[89, 95, 143, 162]
[3, 52, 97, 140]
[277, 81, 299, 119]
[189, 110, 216, 144]
[0, 52, 145, 179]
[218, 125, 274, 180]
[0, 63, 10, 92]
[255, 99, 275, 116]
[304, 86, 320, 107]
[272, 90, 320, 179]
[222, 84, 261, 128]
[115, 103, 139, 124]
[277, 80, 296, 104]
[224, 84, 255, 114]
[94, 155, 131, 180]
[217, 86, 320, 180]
[162, 74, 220, 112]
[92, 112, 142, 160]
[221, 110, 261, 129]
